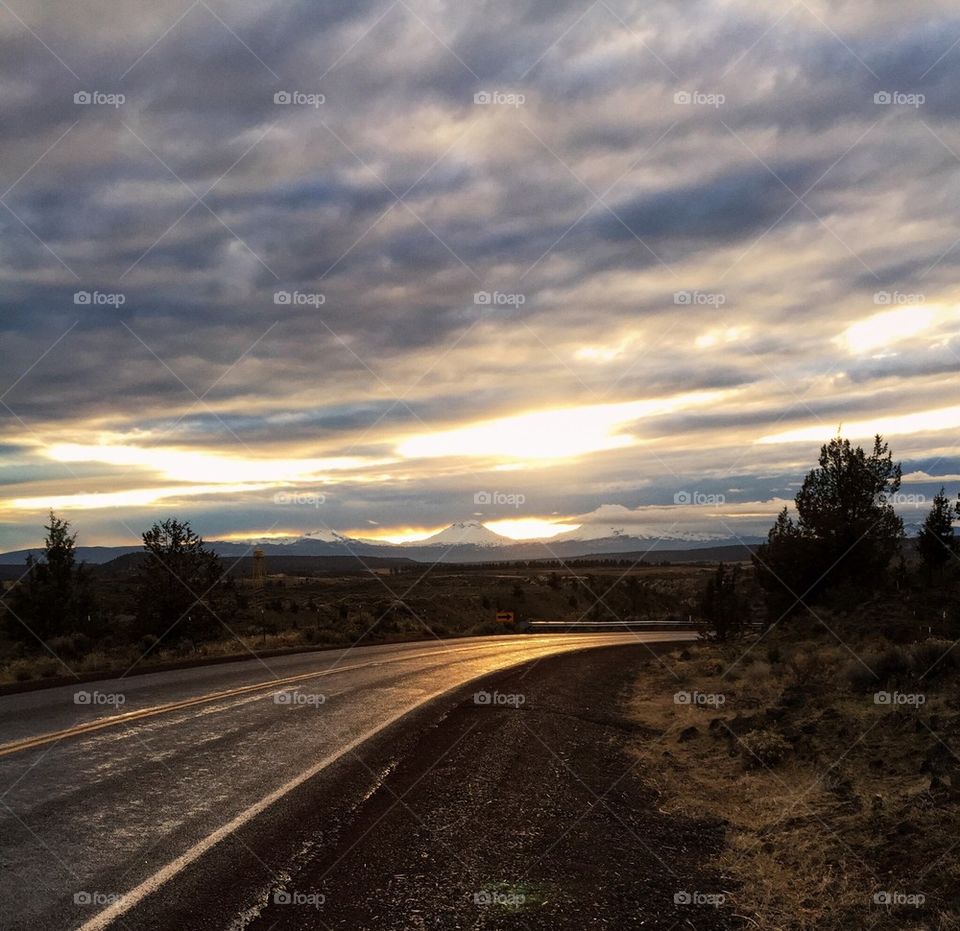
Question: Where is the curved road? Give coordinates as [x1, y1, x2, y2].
[0, 632, 693, 930]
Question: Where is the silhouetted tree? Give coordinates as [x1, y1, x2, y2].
[917, 488, 960, 580]
[699, 563, 745, 641]
[754, 435, 904, 613]
[132, 519, 224, 642]
[6, 511, 97, 644]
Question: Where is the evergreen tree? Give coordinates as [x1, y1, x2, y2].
[754, 435, 904, 613]
[132, 519, 224, 642]
[699, 563, 745, 641]
[917, 488, 960, 579]
[6, 512, 97, 643]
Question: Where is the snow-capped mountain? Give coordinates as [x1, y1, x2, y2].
[551, 504, 735, 544]
[298, 529, 360, 545]
[408, 520, 510, 547]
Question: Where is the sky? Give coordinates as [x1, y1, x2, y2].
[1, 0, 960, 550]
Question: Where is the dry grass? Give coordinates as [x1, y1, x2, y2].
[628, 637, 960, 930]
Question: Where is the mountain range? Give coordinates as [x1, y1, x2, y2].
[0, 519, 765, 566]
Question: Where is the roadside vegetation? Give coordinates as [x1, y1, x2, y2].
[632, 436, 960, 929]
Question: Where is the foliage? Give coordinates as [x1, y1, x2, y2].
[131, 518, 225, 642]
[5, 511, 98, 645]
[754, 435, 904, 614]
[916, 487, 960, 579]
[698, 562, 745, 641]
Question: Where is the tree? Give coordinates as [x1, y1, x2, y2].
[917, 488, 960, 579]
[132, 519, 225, 642]
[6, 511, 97, 644]
[699, 563, 745, 641]
[754, 435, 905, 612]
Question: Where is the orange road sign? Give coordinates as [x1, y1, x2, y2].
[495, 611, 515, 624]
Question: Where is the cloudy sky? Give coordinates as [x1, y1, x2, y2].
[1, 0, 959, 550]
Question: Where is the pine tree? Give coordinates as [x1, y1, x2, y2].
[132, 518, 224, 642]
[754, 435, 904, 613]
[917, 488, 960, 579]
[699, 563, 745, 641]
[6, 512, 97, 643]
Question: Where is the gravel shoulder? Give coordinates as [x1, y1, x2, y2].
[112, 642, 738, 930]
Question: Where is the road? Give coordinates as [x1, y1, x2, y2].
[0, 632, 693, 930]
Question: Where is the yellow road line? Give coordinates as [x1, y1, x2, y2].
[0, 635, 635, 758]
[0, 642, 509, 758]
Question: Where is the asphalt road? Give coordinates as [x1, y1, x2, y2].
[0, 632, 694, 930]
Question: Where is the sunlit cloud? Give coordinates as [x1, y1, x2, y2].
[574, 339, 633, 363]
[47, 443, 390, 485]
[6, 484, 271, 512]
[837, 305, 940, 355]
[396, 391, 732, 463]
[695, 326, 750, 350]
[757, 405, 960, 445]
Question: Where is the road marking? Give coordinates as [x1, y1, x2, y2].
[0, 635, 648, 758]
[0, 641, 531, 758]
[76, 634, 685, 930]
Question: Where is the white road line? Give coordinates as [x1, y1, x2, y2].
[77, 635, 685, 929]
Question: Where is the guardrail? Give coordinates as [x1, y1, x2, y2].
[525, 620, 701, 632]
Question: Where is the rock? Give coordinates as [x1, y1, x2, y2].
[678, 726, 699, 743]
[778, 686, 806, 708]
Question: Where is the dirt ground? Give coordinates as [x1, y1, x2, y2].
[627, 636, 960, 930]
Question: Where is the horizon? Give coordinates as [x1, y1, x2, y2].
[0, 482, 952, 554]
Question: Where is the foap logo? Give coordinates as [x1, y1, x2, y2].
[274, 290, 325, 306]
[674, 290, 725, 306]
[874, 691, 926, 707]
[673, 90, 725, 108]
[473, 90, 525, 108]
[74, 290, 125, 307]
[273, 890, 326, 906]
[74, 690, 126, 708]
[474, 890, 526, 907]
[674, 891, 726, 907]
[873, 891, 925, 907]
[674, 690, 725, 707]
[474, 290, 525, 307]
[274, 690, 326, 707]
[874, 91, 925, 108]
[274, 90, 325, 108]
[74, 91, 125, 108]
[474, 690, 526, 708]
[674, 491, 725, 506]
[891, 492, 927, 509]
[74, 891, 124, 906]
[474, 491, 525, 508]
[874, 290, 924, 306]
[274, 491, 325, 508]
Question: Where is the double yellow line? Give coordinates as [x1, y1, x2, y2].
[0, 633, 653, 759]
[0, 643, 485, 759]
